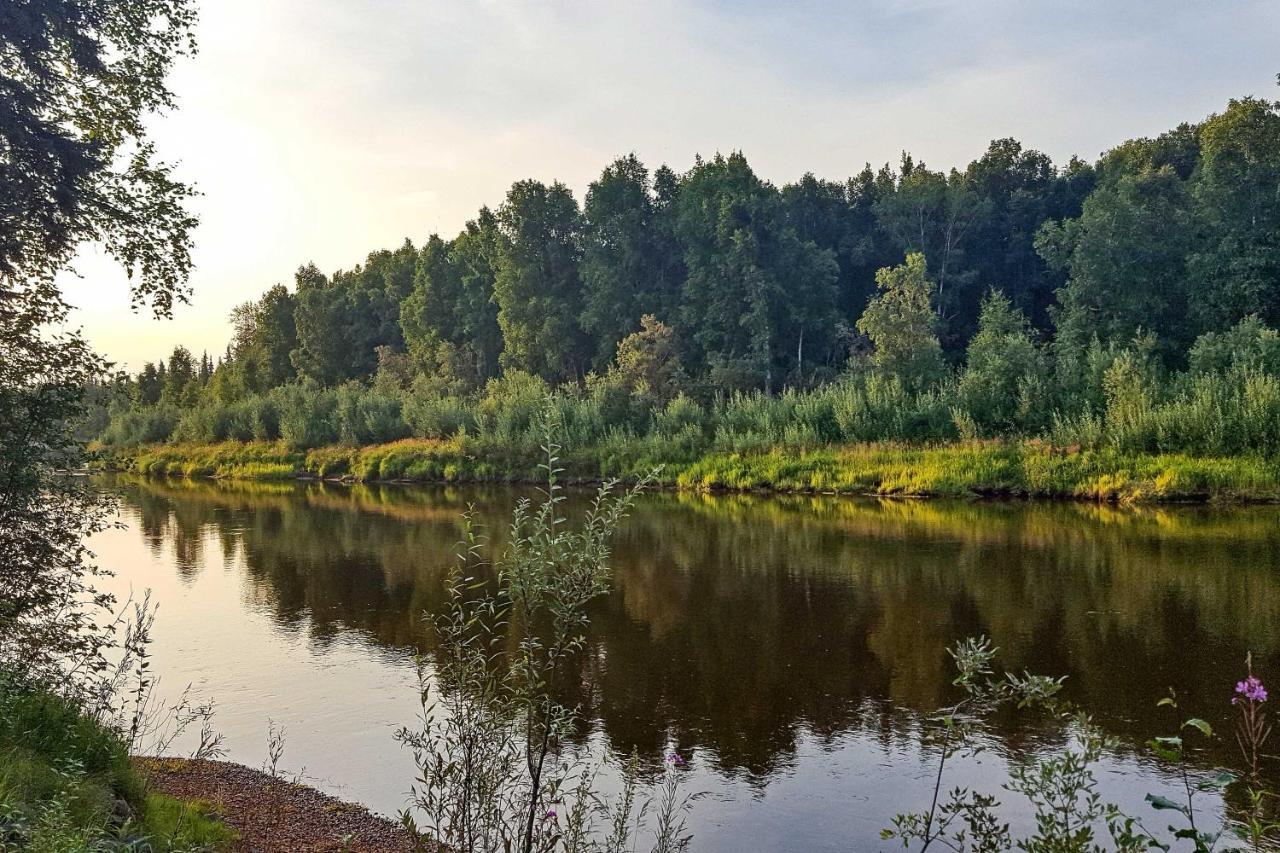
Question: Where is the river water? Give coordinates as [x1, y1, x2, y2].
[91, 475, 1280, 850]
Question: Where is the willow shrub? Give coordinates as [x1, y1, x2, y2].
[333, 383, 409, 446]
[276, 384, 340, 448]
[97, 405, 181, 447]
[395, 428, 693, 853]
[1098, 369, 1280, 457]
[170, 396, 279, 443]
[403, 392, 475, 439]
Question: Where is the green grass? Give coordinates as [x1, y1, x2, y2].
[139, 792, 235, 851]
[676, 442, 1280, 502]
[114, 441, 305, 480]
[0, 674, 235, 851]
[99, 437, 1280, 503]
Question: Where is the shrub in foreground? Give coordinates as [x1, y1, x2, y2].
[0, 671, 234, 851]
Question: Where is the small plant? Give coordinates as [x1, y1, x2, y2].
[649, 753, 696, 853]
[882, 636, 1065, 851]
[264, 718, 286, 779]
[192, 714, 227, 762]
[397, 413, 692, 853]
[1231, 656, 1280, 851]
[887, 641, 1280, 852]
[1142, 689, 1236, 851]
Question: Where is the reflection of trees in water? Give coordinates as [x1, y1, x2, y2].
[106, 475, 1280, 777]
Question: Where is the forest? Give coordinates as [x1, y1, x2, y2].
[93, 94, 1280, 488]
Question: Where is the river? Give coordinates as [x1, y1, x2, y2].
[90, 474, 1280, 850]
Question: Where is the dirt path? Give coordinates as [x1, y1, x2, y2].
[138, 757, 418, 852]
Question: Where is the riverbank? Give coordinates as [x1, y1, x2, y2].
[96, 439, 1280, 503]
[138, 758, 414, 852]
[0, 675, 235, 851]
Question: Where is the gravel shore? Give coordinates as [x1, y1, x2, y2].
[138, 757, 418, 852]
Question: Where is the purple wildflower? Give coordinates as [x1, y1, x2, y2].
[1234, 675, 1268, 705]
[544, 808, 557, 821]
[666, 752, 686, 767]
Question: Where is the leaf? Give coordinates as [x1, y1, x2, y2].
[1183, 718, 1213, 738]
[1145, 793, 1185, 814]
[1147, 737, 1182, 762]
[1198, 770, 1237, 790]
[1157, 697, 1176, 708]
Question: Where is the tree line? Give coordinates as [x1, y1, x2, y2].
[98, 93, 1280, 455]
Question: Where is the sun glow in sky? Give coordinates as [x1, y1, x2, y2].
[59, 0, 1280, 370]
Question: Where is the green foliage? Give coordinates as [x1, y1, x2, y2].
[100, 348, 1280, 501]
[1040, 165, 1195, 360]
[1189, 316, 1280, 377]
[1, 0, 198, 310]
[675, 152, 840, 392]
[1187, 98, 1280, 334]
[955, 291, 1049, 435]
[579, 156, 684, 370]
[606, 314, 687, 408]
[676, 443, 1280, 501]
[333, 382, 408, 446]
[0, 674, 233, 851]
[873, 157, 982, 349]
[884, 640, 1275, 852]
[99, 405, 182, 448]
[91, 95, 1280, 508]
[856, 253, 945, 391]
[276, 384, 339, 449]
[401, 214, 503, 389]
[2, 3, 231, 849]
[402, 388, 476, 440]
[494, 181, 589, 383]
[230, 284, 298, 392]
[396, 425, 692, 853]
[473, 371, 553, 445]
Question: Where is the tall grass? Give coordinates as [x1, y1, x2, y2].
[95, 329, 1280, 502]
[0, 672, 234, 850]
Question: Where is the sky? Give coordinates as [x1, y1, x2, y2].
[59, 0, 1280, 371]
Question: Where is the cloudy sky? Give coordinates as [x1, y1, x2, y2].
[61, 0, 1280, 370]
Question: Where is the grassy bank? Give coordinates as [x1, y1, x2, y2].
[0, 674, 233, 851]
[96, 438, 1280, 503]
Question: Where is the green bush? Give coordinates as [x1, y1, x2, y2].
[276, 384, 339, 449]
[95, 317, 1280, 501]
[0, 673, 234, 851]
[403, 392, 474, 439]
[473, 371, 550, 444]
[99, 406, 180, 447]
[334, 383, 409, 446]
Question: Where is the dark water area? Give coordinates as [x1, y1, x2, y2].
[92, 474, 1280, 850]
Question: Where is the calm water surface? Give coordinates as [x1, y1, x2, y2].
[91, 475, 1280, 850]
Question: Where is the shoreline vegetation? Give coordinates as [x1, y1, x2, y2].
[88, 96, 1280, 512]
[0, 675, 234, 851]
[0, 668, 411, 852]
[96, 438, 1280, 503]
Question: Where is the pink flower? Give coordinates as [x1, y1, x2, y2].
[1234, 676, 1268, 705]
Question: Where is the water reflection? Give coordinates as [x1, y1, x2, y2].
[100, 475, 1280, 845]
[109, 475, 1280, 776]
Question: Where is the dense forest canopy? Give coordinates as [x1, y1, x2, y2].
[97, 93, 1280, 457]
